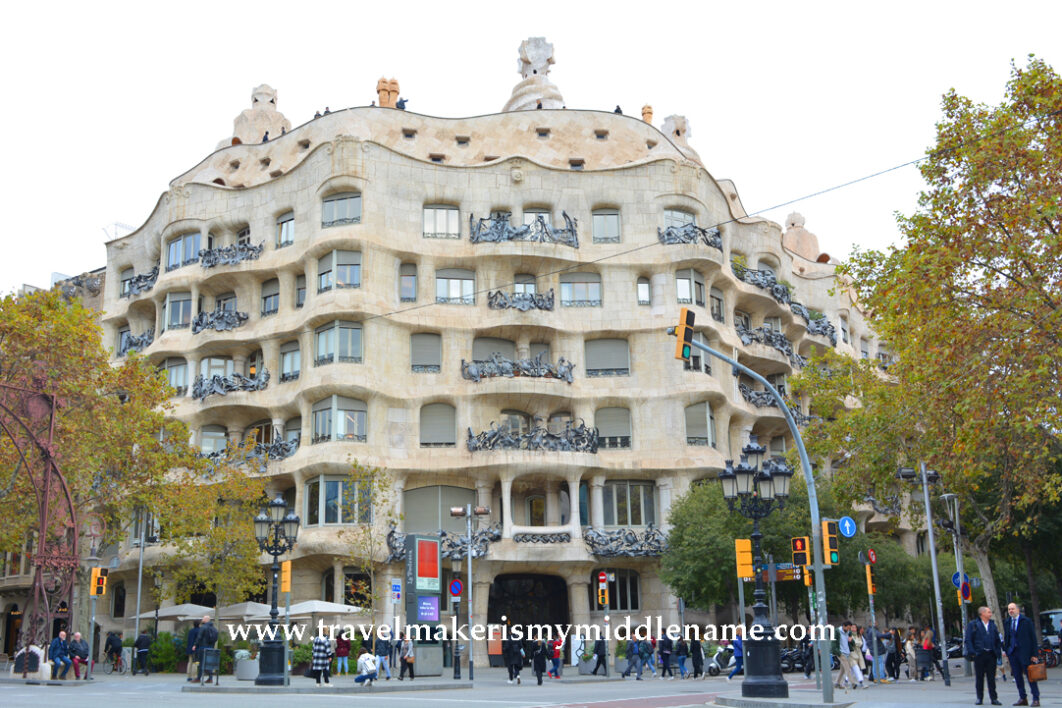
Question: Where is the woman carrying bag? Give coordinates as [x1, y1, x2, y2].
[398, 633, 415, 681]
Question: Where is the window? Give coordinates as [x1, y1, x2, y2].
[261, 279, 279, 315]
[602, 481, 655, 526]
[403, 486, 476, 534]
[589, 569, 640, 612]
[685, 402, 717, 447]
[111, 582, 126, 618]
[840, 316, 849, 344]
[165, 357, 187, 396]
[120, 267, 134, 296]
[400, 263, 417, 302]
[757, 259, 776, 278]
[247, 420, 274, 446]
[502, 409, 531, 436]
[560, 272, 602, 307]
[304, 475, 371, 525]
[526, 495, 545, 526]
[322, 193, 361, 227]
[710, 288, 725, 323]
[215, 292, 237, 312]
[246, 349, 263, 377]
[569, 158, 585, 171]
[312, 396, 367, 443]
[435, 268, 475, 305]
[166, 232, 202, 270]
[514, 273, 536, 295]
[200, 356, 234, 378]
[284, 417, 301, 444]
[472, 337, 516, 361]
[420, 403, 456, 447]
[676, 268, 705, 306]
[295, 275, 306, 308]
[531, 341, 550, 359]
[548, 411, 572, 435]
[315, 321, 363, 365]
[585, 339, 629, 377]
[411, 332, 442, 373]
[319, 251, 363, 292]
[200, 425, 228, 455]
[276, 211, 294, 247]
[117, 326, 131, 354]
[237, 227, 251, 245]
[769, 435, 786, 458]
[734, 309, 751, 330]
[763, 316, 782, 333]
[596, 407, 632, 449]
[637, 277, 650, 306]
[523, 209, 551, 227]
[423, 205, 460, 239]
[685, 332, 711, 374]
[664, 209, 695, 228]
[280, 341, 300, 381]
[768, 373, 787, 398]
[165, 292, 193, 330]
[860, 338, 869, 359]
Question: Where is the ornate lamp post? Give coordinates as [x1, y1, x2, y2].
[253, 494, 299, 686]
[449, 504, 491, 680]
[718, 435, 793, 698]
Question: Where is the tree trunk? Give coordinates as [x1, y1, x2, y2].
[966, 541, 1002, 630]
[1023, 545, 1042, 639]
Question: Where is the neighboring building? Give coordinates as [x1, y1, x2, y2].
[14, 39, 896, 657]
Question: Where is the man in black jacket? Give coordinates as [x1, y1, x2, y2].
[194, 615, 219, 684]
[185, 622, 199, 682]
[591, 637, 607, 676]
[132, 630, 151, 676]
[1004, 602, 1041, 707]
[965, 606, 1003, 706]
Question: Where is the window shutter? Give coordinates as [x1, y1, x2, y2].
[312, 398, 332, 413]
[530, 342, 550, 359]
[560, 272, 601, 284]
[335, 396, 367, 412]
[262, 278, 280, 297]
[585, 339, 629, 369]
[420, 403, 456, 444]
[596, 408, 631, 437]
[437, 268, 474, 279]
[400, 263, 417, 276]
[685, 403, 708, 438]
[280, 340, 299, 354]
[411, 333, 441, 367]
[472, 337, 516, 361]
[336, 250, 361, 266]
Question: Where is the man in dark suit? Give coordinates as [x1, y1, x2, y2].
[1004, 602, 1040, 706]
[965, 605, 1003, 705]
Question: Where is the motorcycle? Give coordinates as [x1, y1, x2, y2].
[706, 645, 736, 677]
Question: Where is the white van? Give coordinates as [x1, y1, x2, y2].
[1040, 609, 1062, 648]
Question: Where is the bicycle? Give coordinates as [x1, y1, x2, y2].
[104, 652, 127, 675]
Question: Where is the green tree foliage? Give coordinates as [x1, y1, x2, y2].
[792, 56, 1062, 626]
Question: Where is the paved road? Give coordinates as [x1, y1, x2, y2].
[3, 667, 1062, 707]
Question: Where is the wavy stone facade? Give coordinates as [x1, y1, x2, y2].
[77, 50, 890, 658]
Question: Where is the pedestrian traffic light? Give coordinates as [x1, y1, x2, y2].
[791, 536, 810, 567]
[735, 538, 753, 578]
[90, 566, 108, 596]
[597, 588, 609, 608]
[674, 307, 695, 361]
[822, 520, 839, 566]
[280, 560, 291, 593]
[865, 564, 876, 595]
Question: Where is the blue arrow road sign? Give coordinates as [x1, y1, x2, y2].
[838, 516, 857, 538]
[952, 572, 970, 589]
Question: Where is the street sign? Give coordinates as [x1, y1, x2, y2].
[970, 577, 982, 589]
[951, 572, 970, 589]
[867, 548, 877, 564]
[598, 571, 608, 586]
[741, 564, 802, 583]
[838, 516, 857, 538]
[450, 578, 463, 596]
[392, 581, 401, 604]
[961, 581, 972, 602]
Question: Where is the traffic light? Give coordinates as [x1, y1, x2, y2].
[822, 520, 839, 566]
[791, 536, 810, 567]
[280, 560, 292, 593]
[735, 538, 753, 578]
[865, 564, 876, 595]
[674, 307, 695, 361]
[804, 567, 814, 586]
[90, 566, 108, 596]
[597, 588, 609, 608]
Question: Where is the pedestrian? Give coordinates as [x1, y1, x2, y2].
[1004, 602, 1041, 707]
[904, 627, 918, 680]
[69, 631, 90, 679]
[800, 634, 814, 679]
[885, 628, 901, 681]
[335, 633, 350, 675]
[49, 630, 72, 680]
[311, 631, 332, 687]
[869, 623, 889, 682]
[548, 636, 563, 678]
[916, 629, 935, 681]
[726, 626, 744, 683]
[185, 621, 199, 682]
[621, 636, 642, 679]
[532, 639, 547, 685]
[591, 636, 607, 675]
[354, 646, 378, 687]
[194, 614, 218, 684]
[690, 636, 704, 679]
[834, 620, 861, 690]
[675, 637, 689, 678]
[658, 633, 674, 679]
[373, 633, 392, 680]
[105, 631, 122, 666]
[503, 636, 522, 684]
[850, 625, 867, 683]
[399, 633, 415, 680]
[644, 634, 657, 676]
[133, 629, 151, 676]
[964, 605, 1003, 706]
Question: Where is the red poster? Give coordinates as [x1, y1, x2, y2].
[416, 538, 440, 592]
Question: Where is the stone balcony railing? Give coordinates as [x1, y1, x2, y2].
[486, 288, 554, 311]
[657, 222, 723, 250]
[199, 241, 264, 269]
[192, 309, 249, 334]
[731, 263, 792, 306]
[583, 524, 668, 557]
[192, 369, 269, 401]
[466, 420, 598, 453]
[790, 301, 838, 346]
[469, 211, 579, 248]
[118, 329, 154, 357]
[120, 265, 159, 298]
[460, 351, 575, 383]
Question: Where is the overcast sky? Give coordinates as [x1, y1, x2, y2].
[1, 1, 1058, 292]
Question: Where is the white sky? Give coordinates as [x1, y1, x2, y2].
[1, 1, 1058, 292]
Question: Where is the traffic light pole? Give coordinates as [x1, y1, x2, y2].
[86, 594, 97, 680]
[686, 337, 833, 704]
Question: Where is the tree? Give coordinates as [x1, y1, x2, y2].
[793, 56, 1062, 626]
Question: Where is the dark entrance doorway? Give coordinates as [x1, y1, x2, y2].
[4, 605, 22, 654]
[487, 574, 569, 663]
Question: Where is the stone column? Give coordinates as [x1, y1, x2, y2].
[500, 476, 514, 538]
[649, 272, 669, 315]
[299, 327, 314, 370]
[590, 475, 606, 529]
[472, 579, 491, 662]
[656, 477, 673, 531]
[545, 480, 560, 526]
[569, 577, 591, 630]
[278, 270, 295, 311]
[333, 559, 345, 606]
[567, 474, 583, 541]
[186, 354, 200, 398]
[261, 339, 281, 380]
[271, 416, 285, 443]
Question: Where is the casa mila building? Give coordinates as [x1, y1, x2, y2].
[54, 37, 891, 662]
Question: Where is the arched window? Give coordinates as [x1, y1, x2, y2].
[684, 402, 717, 448]
[596, 407, 632, 449]
[322, 192, 361, 227]
[664, 209, 695, 228]
[420, 403, 456, 447]
[588, 569, 640, 611]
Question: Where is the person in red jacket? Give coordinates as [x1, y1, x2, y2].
[548, 638, 563, 678]
[335, 634, 351, 675]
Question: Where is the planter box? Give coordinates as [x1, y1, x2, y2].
[577, 658, 596, 675]
[235, 658, 259, 680]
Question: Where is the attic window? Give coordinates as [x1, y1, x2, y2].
[569, 159, 585, 171]
[259, 157, 272, 168]
[269, 170, 283, 178]
[298, 139, 311, 150]
[403, 129, 417, 139]
[536, 128, 551, 139]
[595, 130, 609, 140]
[229, 160, 241, 171]
[647, 140, 657, 150]
[429, 154, 445, 163]
[484, 156, 499, 162]
[455, 136, 470, 147]
[212, 178, 226, 186]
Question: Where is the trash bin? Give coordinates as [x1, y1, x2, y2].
[202, 648, 221, 684]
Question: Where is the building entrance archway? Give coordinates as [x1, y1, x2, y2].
[487, 574, 569, 661]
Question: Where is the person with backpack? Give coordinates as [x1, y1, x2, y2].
[658, 634, 674, 679]
[622, 636, 642, 679]
[503, 636, 523, 684]
[353, 646, 378, 687]
[194, 615, 219, 684]
[675, 637, 690, 678]
[532, 639, 548, 685]
[133, 629, 152, 676]
[639, 634, 654, 678]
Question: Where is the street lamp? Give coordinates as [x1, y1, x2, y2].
[253, 494, 299, 686]
[718, 435, 791, 698]
[897, 463, 951, 686]
[449, 504, 490, 681]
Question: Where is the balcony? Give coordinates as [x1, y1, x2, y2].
[732, 263, 792, 306]
[420, 441, 456, 448]
[657, 222, 722, 250]
[486, 289, 554, 311]
[314, 355, 334, 367]
[790, 302, 838, 346]
[586, 367, 629, 377]
[436, 295, 475, 305]
[191, 309, 249, 335]
[119, 265, 159, 298]
[560, 298, 601, 308]
[599, 435, 631, 450]
[117, 329, 154, 357]
[199, 241, 264, 269]
[467, 420, 598, 453]
[412, 364, 441, 373]
[461, 352, 575, 384]
[735, 324, 807, 368]
[469, 211, 579, 248]
[280, 371, 300, 383]
[686, 436, 714, 447]
[192, 369, 270, 401]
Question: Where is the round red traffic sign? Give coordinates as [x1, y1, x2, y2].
[867, 548, 877, 564]
[598, 571, 608, 585]
[961, 581, 971, 602]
